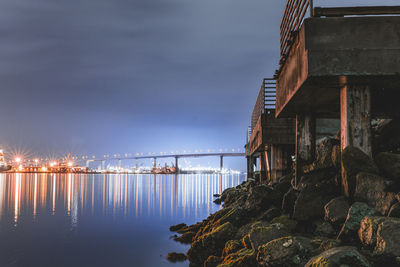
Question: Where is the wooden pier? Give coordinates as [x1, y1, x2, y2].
[246, 1, 400, 191]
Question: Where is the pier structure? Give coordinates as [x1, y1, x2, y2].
[274, 1, 400, 190]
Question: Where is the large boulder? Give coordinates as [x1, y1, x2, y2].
[244, 185, 282, 215]
[234, 221, 270, 240]
[358, 216, 387, 247]
[213, 207, 249, 228]
[187, 222, 237, 266]
[374, 217, 400, 258]
[257, 236, 315, 266]
[338, 202, 379, 242]
[248, 224, 290, 250]
[304, 246, 371, 267]
[257, 206, 281, 222]
[324, 196, 350, 225]
[341, 146, 378, 198]
[293, 179, 339, 221]
[315, 221, 335, 237]
[373, 118, 400, 153]
[303, 137, 339, 173]
[375, 152, 400, 181]
[222, 240, 242, 257]
[388, 202, 400, 218]
[354, 172, 396, 215]
[221, 187, 240, 207]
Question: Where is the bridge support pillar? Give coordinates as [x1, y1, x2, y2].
[153, 158, 157, 169]
[295, 114, 316, 187]
[86, 160, 90, 168]
[101, 160, 105, 170]
[135, 159, 138, 169]
[175, 157, 179, 174]
[340, 84, 372, 197]
[220, 156, 223, 172]
[118, 159, 122, 169]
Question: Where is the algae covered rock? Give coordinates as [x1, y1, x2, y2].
[324, 196, 349, 225]
[305, 246, 371, 267]
[257, 236, 315, 266]
[337, 202, 379, 241]
[218, 248, 256, 267]
[248, 224, 290, 250]
[187, 222, 237, 266]
[282, 188, 299, 215]
[173, 231, 195, 244]
[204, 256, 223, 267]
[222, 240, 242, 257]
[166, 252, 187, 262]
[244, 185, 282, 214]
[315, 221, 335, 237]
[169, 223, 187, 232]
[270, 215, 297, 232]
[341, 146, 378, 197]
[374, 217, 400, 258]
[258, 206, 281, 221]
[358, 216, 387, 247]
[303, 137, 339, 173]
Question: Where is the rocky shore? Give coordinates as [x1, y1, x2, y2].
[168, 119, 400, 266]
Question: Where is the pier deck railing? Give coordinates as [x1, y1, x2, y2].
[276, 0, 400, 78]
[250, 79, 276, 131]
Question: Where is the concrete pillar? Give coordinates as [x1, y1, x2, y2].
[175, 157, 179, 173]
[86, 160, 90, 168]
[295, 114, 316, 187]
[135, 159, 138, 169]
[118, 159, 122, 169]
[153, 158, 157, 169]
[340, 85, 372, 156]
[259, 153, 267, 184]
[101, 160, 105, 170]
[220, 156, 223, 172]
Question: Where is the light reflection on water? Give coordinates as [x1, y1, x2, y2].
[0, 173, 245, 267]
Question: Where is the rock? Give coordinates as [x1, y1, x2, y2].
[173, 231, 195, 244]
[354, 172, 396, 215]
[258, 206, 281, 221]
[375, 217, 400, 257]
[281, 188, 299, 215]
[315, 221, 335, 237]
[341, 146, 378, 198]
[270, 215, 297, 232]
[358, 216, 387, 247]
[244, 185, 282, 215]
[234, 221, 270, 240]
[248, 224, 290, 250]
[337, 202, 379, 242]
[213, 198, 222, 204]
[303, 137, 339, 173]
[214, 207, 249, 228]
[222, 240, 242, 257]
[273, 174, 292, 195]
[169, 223, 187, 232]
[373, 118, 400, 153]
[331, 144, 341, 169]
[388, 202, 400, 218]
[187, 222, 237, 266]
[218, 248, 257, 267]
[166, 252, 187, 262]
[257, 236, 315, 266]
[242, 235, 252, 249]
[304, 246, 371, 267]
[375, 152, 400, 181]
[324, 196, 350, 225]
[312, 237, 341, 253]
[204, 256, 223, 267]
[213, 193, 221, 198]
[293, 179, 339, 221]
[221, 187, 241, 207]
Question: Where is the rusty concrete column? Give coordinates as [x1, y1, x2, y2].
[295, 114, 316, 187]
[259, 153, 267, 184]
[264, 147, 272, 184]
[340, 85, 372, 156]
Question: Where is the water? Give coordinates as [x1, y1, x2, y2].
[0, 173, 245, 267]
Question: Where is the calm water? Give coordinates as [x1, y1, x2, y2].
[0, 173, 245, 267]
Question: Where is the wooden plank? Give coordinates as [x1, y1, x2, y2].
[314, 6, 400, 17]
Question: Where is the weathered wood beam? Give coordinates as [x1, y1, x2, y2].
[340, 85, 372, 156]
[295, 114, 316, 187]
[314, 6, 400, 17]
[270, 145, 290, 184]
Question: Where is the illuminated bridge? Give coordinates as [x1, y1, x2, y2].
[81, 152, 245, 172]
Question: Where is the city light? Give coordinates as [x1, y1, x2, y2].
[15, 157, 21, 163]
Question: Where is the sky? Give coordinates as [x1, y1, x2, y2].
[0, 0, 397, 170]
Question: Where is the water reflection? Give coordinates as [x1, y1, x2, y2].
[0, 173, 243, 228]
